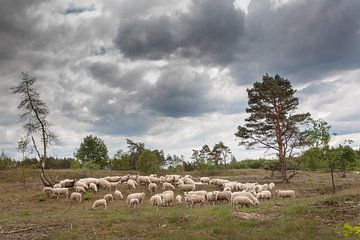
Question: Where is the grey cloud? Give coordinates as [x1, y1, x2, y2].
[114, 0, 244, 63]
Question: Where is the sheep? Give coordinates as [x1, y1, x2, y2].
[70, 192, 82, 204]
[98, 178, 110, 189]
[162, 182, 175, 191]
[215, 191, 232, 202]
[185, 190, 207, 198]
[206, 191, 218, 205]
[127, 192, 146, 204]
[232, 196, 255, 209]
[89, 183, 98, 192]
[224, 187, 232, 192]
[43, 187, 52, 196]
[92, 199, 107, 210]
[269, 183, 275, 190]
[162, 190, 175, 206]
[148, 183, 158, 193]
[149, 174, 157, 178]
[104, 193, 114, 204]
[106, 176, 120, 182]
[137, 176, 151, 186]
[200, 177, 210, 184]
[119, 175, 129, 183]
[150, 176, 162, 183]
[179, 183, 196, 191]
[107, 182, 120, 191]
[114, 190, 123, 200]
[76, 186, 86, 194]
[183, 177, 195, 185]
[75, 181, 88, 190]
[59, 179, 75, 188]
[126, 179, 137, 190]
[129, 198, 139, 208]
[129, 175, 138, 180]
[256, 190, 272, 200]
[150, 195, 163, 207]
[184, 194, 205, 207]
[176, 195, 182, 203]
[51, 188, 69, 199]
[53, 183, 61, 188]
[276, 190, 295, 198]
[231, 192, 259, 205]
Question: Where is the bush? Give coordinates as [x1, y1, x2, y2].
[83, 160, 101, 170]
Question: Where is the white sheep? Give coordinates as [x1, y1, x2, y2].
[256, 190, 272, 200]
[127, 192, 146, 204]
[70, 192, 82, 204]
[148, 183, 158, 193]
[176, 195, 182, 203]
[179, 183, 196, 191]
[98, 178, 110, 189]
[53, 183, 61, 188]
[114, 190, 123, 200]
[184, 194, 205, 207]
[51, 188, 69, 199]
[161, 190, 175, 206]
[137, 176, 151, 186]
[129, 198, 139, 208]
[43, 187, 52, 196]
[126, 180, 137, 190]
[59, 179, 75, 188]
[276, 190, 295, 198]
[89, 183, 98, 192]
[150, 195, 163, 207]
[269, 183, 275, 190]
[76, 186, 86, 194]
[216, 191, 232, 202]
[232, 196, 255, 209]
[104, 193, 113, 204]
[200, 177, 210, 184]
[231, 192, 259, 205]
[75, 181, 88, 190]
[162, 182, 175, 190]
[107, 182, 120, 191]
[92, 199, 107, 210]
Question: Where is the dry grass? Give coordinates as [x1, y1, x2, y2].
[0, 169, 359, 239]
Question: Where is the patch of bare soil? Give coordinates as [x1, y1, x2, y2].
[0, 223, 65, 240]
[232, 212, 272, 222]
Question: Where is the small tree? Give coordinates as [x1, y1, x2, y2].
[74, 135, 109, 169]
[11, 72, 59, 186]
[336, 140, 357, 178]
[138, 150, 159, 174]
[235, 74, 311, 182]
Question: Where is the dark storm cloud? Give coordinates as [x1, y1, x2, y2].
[114, 0, 245, 63]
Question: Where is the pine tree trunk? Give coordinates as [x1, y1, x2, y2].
[330, 164, 335, 193]
[280, 157, 287, 183]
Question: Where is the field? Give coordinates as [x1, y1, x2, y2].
[0, 169, 359, 240]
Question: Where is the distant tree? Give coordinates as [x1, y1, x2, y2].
[11, 72, 59, 186]
[336, 140, 357, 178]
[235, 74, 311, 182]
[166, 154, 184, 169]
[138, 150, 159, 174]
[211, 141, 231, 168]
[17, 138, 31, 161]
[74, 135, 109, 169]
[126, 139, 145, 170]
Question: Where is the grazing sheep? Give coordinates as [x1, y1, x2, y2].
[53, 183, 61, 188]
[75, 181, 88, 190]
[185, 191, 207, 198]
[76, 186, 86, 194]
[231, 192, 259, 205]
[276, 190, 295, 198]
[150, 176, 162, 183]
[256, 190, 272, 200]
[232, 196, 255, 209]
[43, 187, 52, 196]
[92, 199, 107, 210]
[162, 190, 175, 206]
[114, 190, 123, 200]
[176, 195, 182, 203]
[104, 193, 113, 204]
[98, 178, 110, 189]
[127, 192, 146, 204]
[70, 192, 82, 204]
[224, 187, 232, 192]
[129, 198, 139, 208]
[150, 195, 163, 207]
[59, 179, 75, 188]
[148, 183, 158, 193]
[216, 191, 232, 202]
[119, 175, 129, 183]
[179, 183, 196, 191]
[269, 183, 275, 190]
[51, 188, 69, 199]
[137, 176, 151, 186]
[126, 180, 137, 190]
[89, 183, 98, 192]
[183, 177, 195, 185]
[185, 194, 205, 207]
[162, 182, 175, 191]
[107, 182, 120, 191]
[206, 191, 218, 205]
[200, 177, 210, 184]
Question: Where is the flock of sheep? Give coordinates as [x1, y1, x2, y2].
[42, 174, 296, 210]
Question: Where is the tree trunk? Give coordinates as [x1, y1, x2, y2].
[330, 164, 335, 193]
[280, 157, 287, 183]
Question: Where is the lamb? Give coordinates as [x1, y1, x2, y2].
[185, 194, 206, 207]
[276, 190, 295, 198]
[256, 190, 272, 200]
[200, 177, 210, 184]
[215, 191, 231, 202]
[114, 190, 123, 200]
[176, 195, 182, 203]
[162, 182, 175, 191]
[231, 192, 259, 205]
[148, 183, 158, 193]
[179, 183, 196, 191]
[51, 188, 69, 199]
[104, 193, 114, 204]
[76, 186, 86, 194]
[150, 195, 163, 207]
[162, 190, 175, 206]
[269, 183, 275, 190]
[127, 192, 146, 204]
[43, 187, 52, 196]
[232, 196, 255, 209]
[206, 191, 218, 205]
[89, 183, 98, 192]
[92, 199, 107, 210]
[129, 198, 139, 208]
[70, 192, 82, 204]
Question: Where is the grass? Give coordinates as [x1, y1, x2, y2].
[0, 169, 359, 239]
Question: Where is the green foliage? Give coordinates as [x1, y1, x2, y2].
[305, 119, 331, 148]
[342, 223, 360, 239]
[70, 159, 81, 169]
[83, 192, 93, 201]
[74, 135, 109, 169]
[111, 151, 132, 170]
[301, 147, 327, 170]
[138, 150, 160, 174]
[83, 160, 101, 170]
[0, 151, 17, 170]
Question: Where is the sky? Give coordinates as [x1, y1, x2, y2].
[1, 0, 360, 161]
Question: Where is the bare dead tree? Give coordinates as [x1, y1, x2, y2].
[11, 72, 59, 187]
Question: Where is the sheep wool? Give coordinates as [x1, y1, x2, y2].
[92, 199, 107, 210]
[70, 192, 82, 204]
